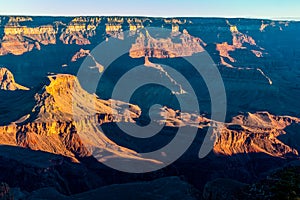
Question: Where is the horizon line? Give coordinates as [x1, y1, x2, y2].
[1, 14, 300, 22]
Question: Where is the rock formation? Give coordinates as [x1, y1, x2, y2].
[0, 74, 161, 168]
[216, 20, 263, 64]
[0, 73, 298, 161]
[71, 48, 90, 62]
[0, 67, 29, 90]
[214, 112, 300, 157]
[0, 17, 56, 55]
[127, 18, 145, 33]
[260, 20, 289, 32]
[59, 17, 101, 45]
[159, 108, 300, 157]
[130, 29, 206, 58]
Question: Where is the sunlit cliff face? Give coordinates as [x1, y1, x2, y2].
[60, 17, 101, 45]
[0, 72, 299, 162]
[216, 20, 262, 64]
[0, 67, 29, 90]
[129, 29, 206, 58]
[0, 17, 102, 55]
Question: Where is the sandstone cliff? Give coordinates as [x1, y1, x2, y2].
[0, 73, 298, 160]
[213, 112, 300, 157]
[59, 17, 101, 45]
[0, 74, 160, 167]
[0, 17, 56, 55]
[130, 29, 206, 58]
[0, 67, 29, 90]
[216, 20, 263, 64]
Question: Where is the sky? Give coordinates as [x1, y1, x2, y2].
[0, 0, 300, 20]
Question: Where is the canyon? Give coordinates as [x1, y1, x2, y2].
[0, 16, 300, 199]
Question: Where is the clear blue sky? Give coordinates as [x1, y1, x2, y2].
[0, 0, 299, 19]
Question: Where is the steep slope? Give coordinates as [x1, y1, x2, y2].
[130, 29, 206, 58]
[59, 17, 101, 45]
[103, 104, 300, 159]
[0, 74, 160, 167]
[71, 49, 104, 72]
[216, 20, 264, 61]
[0, 67, 29, 90]
[0, 74, 299, 161]
[213, 112, 300, 157]
[215, 20, 273, 84]
[0, 17, 56, 55]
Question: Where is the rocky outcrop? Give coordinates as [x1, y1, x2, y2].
[7, 16, 32, 23]
[145, 105, 300, 158]
[164, 18, 187, 34]
[0, 22, 56, 55]
[215, 20, 274, 84]
[31, 74, 140, 122]
[127, 18, 144, 33]
[231, 112, 300, 129]
[213, 112, 300, 157]
[105, 17, 124, 39]
[251, 50, 263, 57]
[0, 67, 29, 90]
[144, 105, 300, 158]
[216, 20, 264, 65]
[71, 48, 90, 62]
[0, 72, 298, 162]
[143, 57, 187, 94]
[0, 17, 102, 56]
[260, 20, 289, 32]
[130, 29, 206, 58]
[0, 74, 160, 166]
[216, 42, 236, 62]
[71, 49, 104, 72]
[59, 17, 101, 45]
[1, 73, 297, 160]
